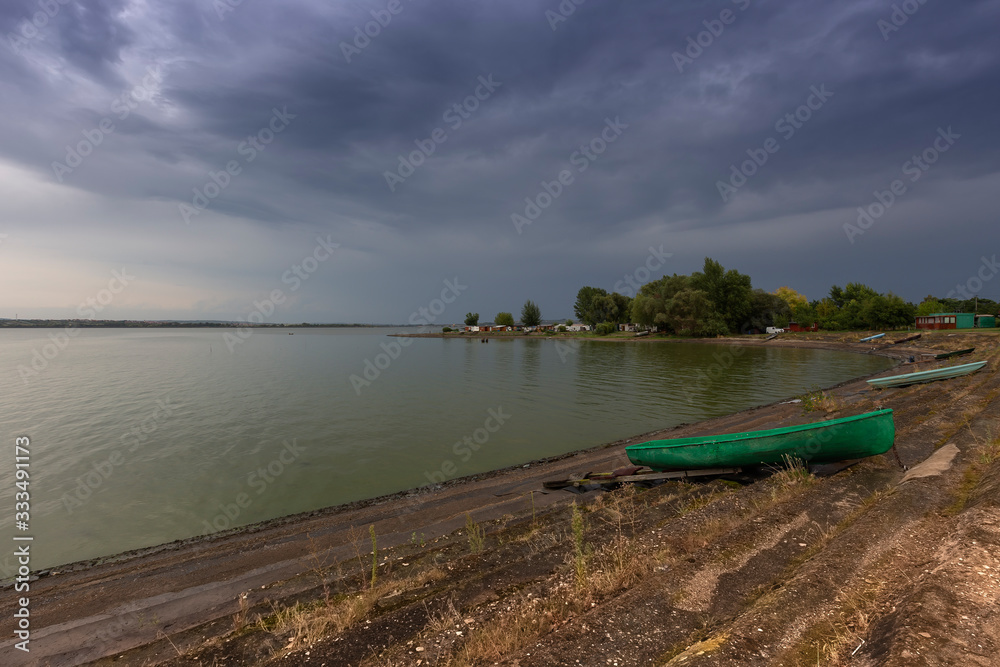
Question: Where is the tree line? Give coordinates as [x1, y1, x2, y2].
[464, 300, 543, 328]
[573, 257, 996, 336]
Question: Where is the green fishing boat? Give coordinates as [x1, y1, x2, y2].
[933, 347, 974, 360]
[625, 409, 895, 470]
[866, 361, 986, 388]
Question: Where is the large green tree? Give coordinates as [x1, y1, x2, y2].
[689, 258, 754, 333]
[820, 284, 915, 330]
[464, 312, 479, 326]
[744, 289, 791, 332]
[573, 287, 632, 325]
[574, 286, 608, 326]
[495, 312, 515, 327]
[521, 300, 542, 327]
[630, 274, 691, 330]
[916, 296, 944, 316]
[666, 289, 728, 337]
[772, 286, 808, 310]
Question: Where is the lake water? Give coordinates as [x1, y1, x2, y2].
[0, 328, 894, 571]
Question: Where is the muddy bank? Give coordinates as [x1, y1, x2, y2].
[2, 331, 996, 666]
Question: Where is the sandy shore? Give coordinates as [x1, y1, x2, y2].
[2, 331, 998, 666]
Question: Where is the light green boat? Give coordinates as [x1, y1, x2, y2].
[625, 409, 895, 470]
[866, 361, 986, 389]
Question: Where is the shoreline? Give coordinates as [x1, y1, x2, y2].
[3, 332, 987, 666]
[9, 334, 908, 578]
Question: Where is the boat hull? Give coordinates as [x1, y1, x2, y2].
[866, 361, 986, 388]
[933, 347, 974, 360]
[625, 409, 895, 470]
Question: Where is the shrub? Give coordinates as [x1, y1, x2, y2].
[595, 322, 616, 335]
[442, 327, 452, 332]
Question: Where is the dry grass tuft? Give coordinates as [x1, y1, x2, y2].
[802, 390, 842, 413]
[465, 513, 487, 554]
[265, 567, 445, 654]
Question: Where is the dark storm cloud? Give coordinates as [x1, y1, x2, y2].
[1, 0, 999, 320]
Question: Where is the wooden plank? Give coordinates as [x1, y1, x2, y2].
[604, 467, 741, 483]
[544, 467, 742, 489]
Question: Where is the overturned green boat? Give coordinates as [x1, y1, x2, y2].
[625, 409, 895, 470]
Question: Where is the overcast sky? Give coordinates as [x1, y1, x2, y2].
[1, 0, 998, 323]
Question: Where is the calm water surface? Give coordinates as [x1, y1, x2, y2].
[0, 328, 894, 570]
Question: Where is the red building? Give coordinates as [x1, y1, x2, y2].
[915, 313, 973, 330]
[788, 321, 819, 332]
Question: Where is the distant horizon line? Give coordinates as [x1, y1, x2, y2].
[0, 318, 572, 328]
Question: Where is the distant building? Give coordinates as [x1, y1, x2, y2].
[915, 312, 975, 330]
[568, 324, 591, 332]
[788, 321, 819, 332]
[618, 323, 638, 332]
[975, 314, 997, 328]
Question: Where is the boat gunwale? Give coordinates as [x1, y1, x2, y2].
[624, 408, 893, 452]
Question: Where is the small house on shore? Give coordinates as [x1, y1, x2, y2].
[788, 321, 819, 332]
[915, 313, 974, 330]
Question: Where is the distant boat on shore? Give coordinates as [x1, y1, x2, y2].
[859, 333, 885, 342]
[625, 409, 895, 470]
[933, 347, 974, 359]
[866, 361, 986, 389]
[888, 333, 921, 345]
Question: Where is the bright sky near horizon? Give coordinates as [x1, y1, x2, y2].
[1, 0, 998, 323]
